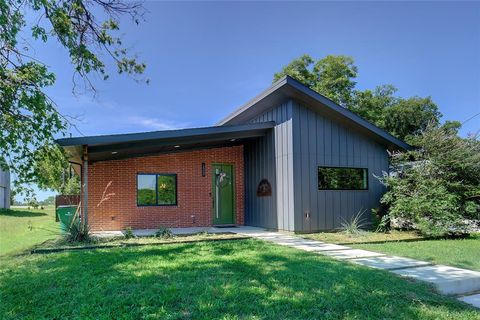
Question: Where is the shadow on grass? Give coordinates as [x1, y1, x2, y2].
[0, 209, 48, 217]
[0, 239, 476, 319]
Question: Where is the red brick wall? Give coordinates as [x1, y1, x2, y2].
[87, 146, 244, 231]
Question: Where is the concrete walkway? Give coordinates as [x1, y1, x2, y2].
[221, 226, 480, 309]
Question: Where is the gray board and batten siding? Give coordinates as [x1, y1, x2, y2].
[244, 99, 388, 232]
[221, 76, 408, 233]
[244, 101, 295, 231]
[291, 100, 389, 232]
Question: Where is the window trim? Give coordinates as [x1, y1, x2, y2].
[318, 166, 369, 191]
[136, 173, 178, 207]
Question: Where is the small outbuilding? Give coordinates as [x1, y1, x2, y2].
[57, 76, 409, 232]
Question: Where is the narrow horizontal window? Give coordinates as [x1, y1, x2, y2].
[318, 167, 368, 190]
[137, 174, 177, 206]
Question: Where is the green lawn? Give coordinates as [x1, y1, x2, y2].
[352, 236, 480, 272]
[1, 240, 478, 319]
[0, 206, 60, 256]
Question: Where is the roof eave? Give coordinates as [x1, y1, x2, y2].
[56, 122, 275, 162]
[56, 122, 275, 147]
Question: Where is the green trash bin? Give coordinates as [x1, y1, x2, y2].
[56, 205, 78, 232]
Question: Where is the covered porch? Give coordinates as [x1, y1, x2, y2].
[56, 122, 274, 231]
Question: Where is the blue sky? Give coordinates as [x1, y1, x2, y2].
[24, 1, 480, 200]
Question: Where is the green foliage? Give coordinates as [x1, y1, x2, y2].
[155, 226, 173, 239]
[124, 227, 134, 239]
[372, 211, 391, 233]
[340, 209, 367, 234]
[380, 124, 480, 237]
[382, 96, 441, 140]
[62, 176, 81, 195]
[27, 198, 39, 209]
[65, 215, 90, 243]
[1, 0, 146, 197]
[274, 55, 443, 140]
[274, 54, 357, 107]
[9, 187, 16, 205]
[137, 187, 155, 205]
[318, 167, 367, 190]
[32, 144, 80, 195]
[157, 175, 176, 205]
[39, 196, 55, 206]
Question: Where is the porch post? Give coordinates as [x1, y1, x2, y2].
[82, 145, 88, 227]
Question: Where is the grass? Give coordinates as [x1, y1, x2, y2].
[1, 240, 478, 319]
[0, 206, 60, 256]
[352, 235, 480, 272]
[301, 230, 424, 244]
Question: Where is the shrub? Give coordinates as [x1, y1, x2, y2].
[371, 202, 391, 232]
[155, 226, 173, 239]
[197, 230, 209, 237]
[65, 217, 90, 243]
[27, 198, 39, 209]
[124, 227, 135, 239]
[340, 210, 367, 235]
[380, 124, 480, 237]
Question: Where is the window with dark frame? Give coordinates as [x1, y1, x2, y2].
[137, 174, 177, 206]
[318, 167, 368, 190]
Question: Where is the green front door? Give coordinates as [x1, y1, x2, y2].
[212, 164, 235, 225]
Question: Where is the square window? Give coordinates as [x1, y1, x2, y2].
[137, 174, 177, 206]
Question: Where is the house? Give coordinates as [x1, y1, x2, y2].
[0, 167, 10, 209]
[57, 76, 409, 233]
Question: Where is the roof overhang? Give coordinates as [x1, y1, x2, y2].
[57, 122, 274, 163]
[218, 76, 411, 151]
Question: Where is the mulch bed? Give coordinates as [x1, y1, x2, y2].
[31, 234, 251, 254]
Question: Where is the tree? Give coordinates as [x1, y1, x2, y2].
[9, 187, 16, 205]
[39, 195, 55, 206]
[350, 84, 397, 128]
[273, 54, 315, 88]
[1, 0, 146, 196]
[274, 54, 357, 107]
[33, 144, 80, 196]
[383, 96, 441, 141]
[380, 124, 480, 237]
[274, 55, 443, 140]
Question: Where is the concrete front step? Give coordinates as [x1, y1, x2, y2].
[392, 265, 480, 295]
[351, 256, 432, 270]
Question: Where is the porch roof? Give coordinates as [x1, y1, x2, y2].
[57, 122, 274, 163]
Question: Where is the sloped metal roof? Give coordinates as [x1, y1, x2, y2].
[217, 75, 411, 150]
